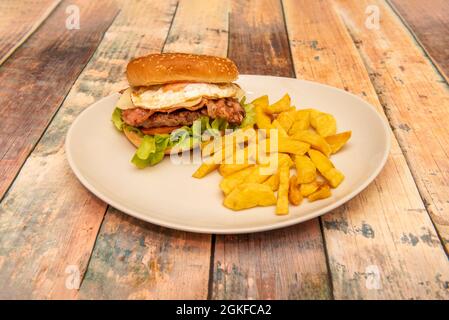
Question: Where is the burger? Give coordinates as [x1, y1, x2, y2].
[111, 53, 255, 168]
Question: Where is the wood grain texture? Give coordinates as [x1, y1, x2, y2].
[335, 0, 449, 257]
[78, 0, 230, 299]
[211, 0, 332, 300]
[283, 0, 449, 299]
[228, 0, 294, 77]
[164, 0, 229, 55]
[0, 0, 61, 65]
[0, 0, 180, 299]
[0, 0, 118, 200]
[80, 208, 211, 299]
[389, 0, 449, 81]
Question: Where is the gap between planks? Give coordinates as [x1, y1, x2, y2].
[0, 0, 62, 66]
[335, 0, 449, 255]
[355, 0, 449, 258]
[386, 0, 449, 84]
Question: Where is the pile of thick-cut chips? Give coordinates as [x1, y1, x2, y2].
[192, 94, 351, 215]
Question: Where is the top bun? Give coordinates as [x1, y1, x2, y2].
[126, 53, 239, 87]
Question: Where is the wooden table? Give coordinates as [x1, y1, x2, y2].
[1, 0, 448, 300]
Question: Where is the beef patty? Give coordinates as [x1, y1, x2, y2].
[122, 97, 245, 128]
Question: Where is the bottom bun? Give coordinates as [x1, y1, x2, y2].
[141, 126, 182, 135]
[123, 126, 175, 154]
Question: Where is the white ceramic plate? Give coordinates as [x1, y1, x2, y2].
[66, 75, 390, 234]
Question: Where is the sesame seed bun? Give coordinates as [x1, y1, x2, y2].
[126, 53, 239, 87]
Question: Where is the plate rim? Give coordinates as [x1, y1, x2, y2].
[65, 74, 391, 234]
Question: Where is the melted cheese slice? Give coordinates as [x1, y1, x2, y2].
[117, 82, 243, 110]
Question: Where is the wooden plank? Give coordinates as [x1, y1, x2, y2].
[211, 0, 332, 300]
[164, 0, 229, 55]
[0, 0, 119, 200]
[79, 209, 211, 299]
[228, 0, 294, 77]
[0, 0, 61, 65]
[0, 0, 178, 299]
[389, 0, 449, 81]
[78, 0, 230, 299]
[336, 0, 449, 253]
[283, 0, 449, 299]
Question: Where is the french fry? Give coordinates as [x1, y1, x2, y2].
[202, 127, 255, 158]
[292, 130, 332, 157]
[300, 181, 321, 197]
[308, 149, 344, 188]
[192, 93, 349, 215]
[313, 113, 337, 137]
[263, 137, 310, 155]
[271, 120, 289, 137]
[276, 110, 296, 132]
[258, 152, 294, 170]
[295, 109, 311, 121]
[251, 95, 269, 108]
[307, 149, 333, 173]
[219, 165, 255, 195]
[276, 165, 290, 215]
[263, 172, 280, 191]
[266, 93, 291, 114]
[279, 138, 310, 155]
[278, 153, 294, 168]
[294, 155, 317, 184]
[322, 168, 345, 188]
[288, 175, 303, 205]
[219, 163, 252, 177]
[253, 95, 273, 130]
[308, 184, 332, 202]
[219, 145, 256, 176]
[242, 165, 272, 184]
[192, 163, 220, 178]
[193, 129, 255, 178]
[224, 183, 277, 211]
[303, 108, 323, 128]
[288, 109, 310, 135]
[325, 131, 352, 154]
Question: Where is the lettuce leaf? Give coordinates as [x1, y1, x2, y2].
[170, 127, 191, 146]
[123, 124, 143, 136]
[128, 113, 253, 169]
[136, 135, 155, 159]
[112, 108, 124, 131]
[131, 153, 151, 169]
[240, 102, 256, 128]
[132, 134, 171, 168]
[154, 134, 170, 151]
[211, 117, 229, 131]
[200, 116, 212, 132]
[147, 151, 165, 165]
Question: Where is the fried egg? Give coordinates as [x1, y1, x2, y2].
[116, 83, 243, 110]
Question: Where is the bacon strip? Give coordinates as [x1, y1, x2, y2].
[121, 97, 245, 128]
